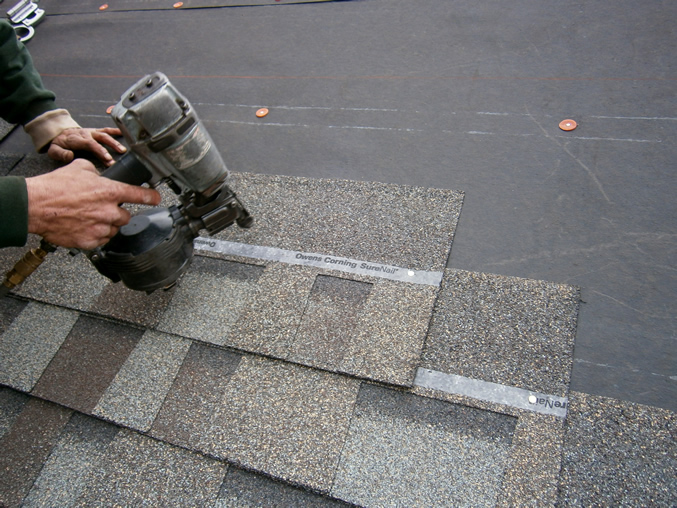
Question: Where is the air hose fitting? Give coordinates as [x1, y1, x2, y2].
[0, 239, 56, 297]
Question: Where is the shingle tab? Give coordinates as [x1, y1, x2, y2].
[73, 429, 227, 507]
[0, 296, 26, 334]
[559, 391, 677, 506]
[16, 249, 110, 311]
[219, 173, 463, 272]
[215, 467, 347, 507]
[150, 341, 242, 448]
[292, 275, 372, 369]
[0, 387, 29, 440]
[0, 398, 72, 508]
[332, 383, 517, 507]
[422, 269, 580, 396]
[0, 152, 22, 176]
[22, 413, 119, 507]
[202, 355, 361, 492]
[0, 302, 78, 392]
[496, 412, 566, 507]
[89, 282, 176, 327]
[231, 264, 439, 385]
[32, 315, 143, 413]
[157, 257, 265, 345]
[93, 330, 192, 431]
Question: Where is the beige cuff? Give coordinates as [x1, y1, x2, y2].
[23, 109, 81, 152]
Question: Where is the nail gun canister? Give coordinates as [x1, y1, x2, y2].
[111, 72, 229, 196]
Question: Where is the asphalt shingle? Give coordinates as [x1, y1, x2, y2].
[230, 263, 439, 386]
[292, 274, 373, 370]
[332, 383, 517, 507]
[32, 315, 142, 413]
[0, 295, 25, 333]
[0, 154, 21, 177]
[89, 281, 175, 328]
[150, 341, 242, 449]
[495, 412, 566, 506]
[558, 391, 677, 506]
[93, 330, 192, 431]
[16, 249, 110, 311]
[214, 467, 348, 507]
[0, 157, 673, 506]
[218, 173, 463, 272]
[422, 269, 581, 396]
[73, 428, 227, 507]
[0, 398, 72, 508]
[21, 413, 119, 507]
[0, 302, 78, 392]
[0, 387, 29, 439]
[202, 355, 361, 493]
[157, 256, 265, 345]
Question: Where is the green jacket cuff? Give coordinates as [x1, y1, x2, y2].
[0, 175, 28, 248]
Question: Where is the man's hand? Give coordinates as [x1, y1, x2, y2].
[26, 159, 162, 250]
[47, 127, 128, 167]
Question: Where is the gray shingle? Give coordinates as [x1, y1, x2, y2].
[214, 467, 348, 507]
[0, 387, 29, 440]
[291, 275, 373, 369]
[231, 264, 439, 386]
[332, 383, 517, 507]
[157, 257, 265, 345]
[150, 341, 242, 448]
[217, 173, 463, 271]
[559, 391, 677, 506]
[93, 330, 192, 431]
[16, 249, 110, 311]
[0, 398, 72, 508]
[422, 269, 580, 396]
[22, 413, 119, 507]
[0, 302, 78, 392]
[0, 296, 26, 333]
[89, 281, 176, 327]
[202, 355, 361, 492]
[32, 315, 143, 413]
[74, 428, 227, 507]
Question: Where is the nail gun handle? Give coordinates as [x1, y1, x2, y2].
[102, 152, 153, 186]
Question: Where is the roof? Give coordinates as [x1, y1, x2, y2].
[1, 153, 674, 506]
[1, 0, 676, 503]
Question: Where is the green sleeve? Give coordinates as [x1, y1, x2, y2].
[0, 176, 29, 247]
[0, 19, 57, 126]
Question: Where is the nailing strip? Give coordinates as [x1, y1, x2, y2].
[194, 238, 443, 286]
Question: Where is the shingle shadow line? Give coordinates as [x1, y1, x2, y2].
[4, 389, 354, 504]
[177, 333, 416, 391]
[216, 456, 361, 506]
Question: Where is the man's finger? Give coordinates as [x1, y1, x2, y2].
[75, 137, 115, 166]
[106, 225, 121, 242]
[96, 127, 123, 137]
[91, 130, 127, 154]
[111, 207, 132, 227]
[114, 182, 162, 206]
[47, 144, 75, 164]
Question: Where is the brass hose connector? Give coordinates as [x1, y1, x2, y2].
[1, 240, 56, 297]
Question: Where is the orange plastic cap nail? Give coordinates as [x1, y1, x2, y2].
[559, 119, 577, 131]
[256, 108, 269, 118]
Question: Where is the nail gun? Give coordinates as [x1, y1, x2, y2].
[87, 72, 253, 293]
